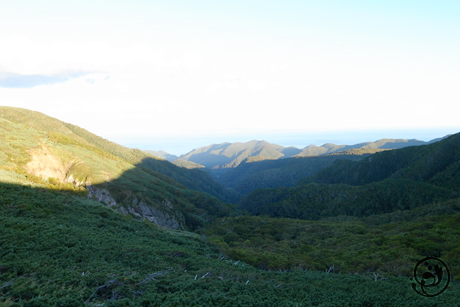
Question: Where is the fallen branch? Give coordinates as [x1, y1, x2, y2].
[137, 270, 169, 285]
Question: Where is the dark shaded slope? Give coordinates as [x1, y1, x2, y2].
[239, 179, 457, 220]
[218, 154, 367, 195]
[87, 157, 238, 231]
[238, 133, 460, 220]
[62, 123, 241, 203]
[303, 132, 460, 187]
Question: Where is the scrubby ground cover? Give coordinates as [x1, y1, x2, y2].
[2, 184, 460, 306]
[201, 199, 460, 278]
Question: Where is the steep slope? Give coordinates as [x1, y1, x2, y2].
[238, 133, 460, 220]
[217, 154, 367, 195]
[177, 138, 438, 171]
[175, 137, 442, 188]
[0, 107, 237, 229]
[239, 179, 457, 219]
[0, 106, 239, 204]
[304, 132, 460, 188]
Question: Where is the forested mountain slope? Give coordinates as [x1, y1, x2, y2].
[174, 137, 443, 196]
[304, 132, 460, 188]
[205, 134, 460, 279]
[177, 140, 299, 169]
[239, 179, 457, 219]
[295, 138, 435, 157]
[175, 138, 438, 172]
[217, 154, 367, 195]
[239, 133, 460, 220]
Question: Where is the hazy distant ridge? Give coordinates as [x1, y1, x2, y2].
[174, 138, 437, 170]
[144, 150, 178, 162]
[177, 140, 300, 169]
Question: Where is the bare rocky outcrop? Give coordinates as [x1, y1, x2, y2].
[86, 183, 183, 230]
[120, 198, 184, 230]
[65, 174, 85, 187]
[86, 185, 117, 207]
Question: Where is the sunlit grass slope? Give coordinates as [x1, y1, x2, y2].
[0, 106, 237, 230]
[0, 106, 240, 203]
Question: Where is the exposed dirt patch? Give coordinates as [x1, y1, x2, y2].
[24, 146, 67, 181]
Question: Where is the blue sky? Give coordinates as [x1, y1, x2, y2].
[1, 1, 459, 155]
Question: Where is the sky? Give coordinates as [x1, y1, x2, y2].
[1, 0, 459, 155]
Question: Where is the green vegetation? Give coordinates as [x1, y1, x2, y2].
[201, 198, 460, 277]
[0, 106, 239, 203]
[2, 182, 460, 306]
[238, 179, 457, 219]
[218, 155, 367, 195]
[0, 107, 239, 231]
[295, 139, 431, 157]
[178, 140, 291, 169]
[304, 133, 460, 187]
[171, 159, 205, 169]
[2, 106, 460, 304]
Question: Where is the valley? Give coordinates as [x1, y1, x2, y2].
[1, 107, 460, 306]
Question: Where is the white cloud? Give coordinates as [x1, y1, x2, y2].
[182, 52, 203, 69]
[0, 36, 187, 76]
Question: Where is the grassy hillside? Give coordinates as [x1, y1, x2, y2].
[0, 106, 239, 203]
[0, 106, 238, 230]
[2, 182, 460, 306]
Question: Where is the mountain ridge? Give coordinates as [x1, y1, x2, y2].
[171, 137, 439, 171]
[238, 132, 460, 220]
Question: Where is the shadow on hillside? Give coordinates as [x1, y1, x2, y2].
[0, 155, 239, 232]
[84, 157, 240, 231]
